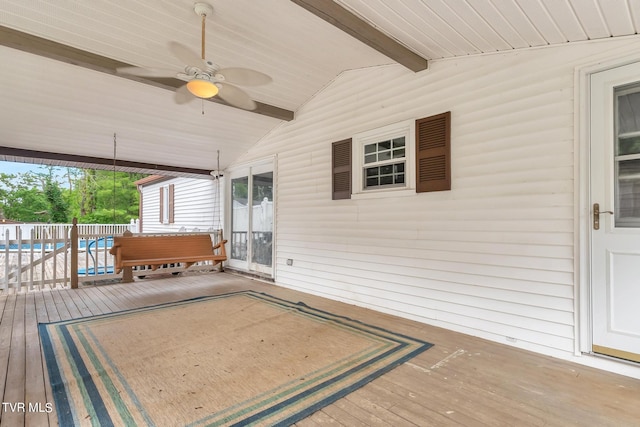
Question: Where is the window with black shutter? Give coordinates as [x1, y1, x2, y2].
[159, 184, 175, 224]
[332, 139, 352, 200]
[168, 184, 175, 223]
[415, 112, 451, 193]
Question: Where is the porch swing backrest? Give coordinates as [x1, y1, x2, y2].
[109, 233, 227, 273]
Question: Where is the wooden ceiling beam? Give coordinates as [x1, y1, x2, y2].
[0, 146, 214, 178]
[0, 25, 294, 121]
[291, 0, 428, 72]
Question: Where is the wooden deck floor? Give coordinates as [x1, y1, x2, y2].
[0, 272, 639, 426]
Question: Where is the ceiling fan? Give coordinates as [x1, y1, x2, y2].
[117, 2, 271, 110]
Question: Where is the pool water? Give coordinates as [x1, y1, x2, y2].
[0, 237, 114, 251]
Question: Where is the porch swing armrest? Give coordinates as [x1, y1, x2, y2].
[212, 239, 228, 259]
[109, 243, 123, 273]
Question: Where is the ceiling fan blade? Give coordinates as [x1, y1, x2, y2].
[218, 67, 272, 86]
[216, 82, 257, 110]
[116, 66, 178, 78]
[168, 41, 207, 69]
[174, 84, 196, 105]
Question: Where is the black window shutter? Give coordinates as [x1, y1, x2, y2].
[168, 184, 175, 224]
[332, 139, 352, 200]
[416, 112, 451, 193]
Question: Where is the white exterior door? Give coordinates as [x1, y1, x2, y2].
[590, 62, 640, 363]
[227, 161, 274, 277]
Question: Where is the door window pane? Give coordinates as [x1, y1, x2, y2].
[617, 89, 640, 135]
[616, 158, 640, 227]
[231, 177, 248, 261]
[251, 172, 273, 267]
[618, 135, 640, 156]
[617, 85, 640, 156]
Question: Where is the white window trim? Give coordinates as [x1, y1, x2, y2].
[352, 119, 415, 199]
[161, 185, 170, 225]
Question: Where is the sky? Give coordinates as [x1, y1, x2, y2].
[0, 161, 69, 186]
[0, 161, 42, 175]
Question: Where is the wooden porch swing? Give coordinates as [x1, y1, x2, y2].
[108, 148, 228, 283]
[109, 231, 227, 283]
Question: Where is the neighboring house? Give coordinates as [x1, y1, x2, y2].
[227, 38, 640, 377]
[135, 175, 224, 234]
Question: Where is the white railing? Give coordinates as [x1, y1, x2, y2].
[1, 227, 71, 291]
[76, 233, 118, 281]
[1, 219, 224, 292]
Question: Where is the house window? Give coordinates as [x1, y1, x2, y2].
[353, 120, 414, 196]
[363, 137, 406, 189]
[159, 184, 175, 224]
[331, 113, 451, 200]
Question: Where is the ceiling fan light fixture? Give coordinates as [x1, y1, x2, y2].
[186, 77, 219, 98]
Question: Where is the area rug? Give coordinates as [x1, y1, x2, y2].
[40, 290, 433, 426]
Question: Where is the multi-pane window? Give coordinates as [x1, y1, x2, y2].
[353, 120, 414, 194]
[342, 115, 449, 198]
[363, 137, 406, 189]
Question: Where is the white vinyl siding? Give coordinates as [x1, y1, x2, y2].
[232, 38, 640, 360]
[140, 177, 223, 233]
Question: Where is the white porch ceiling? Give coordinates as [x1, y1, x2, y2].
[1, 0, 638, 176]
[337, 0, 640, 59]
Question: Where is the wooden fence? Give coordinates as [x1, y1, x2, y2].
[1, 219, 224, 292]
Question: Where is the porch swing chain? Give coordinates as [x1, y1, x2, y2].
[216, 150, 222, 231]
[112, 133, 117, 227]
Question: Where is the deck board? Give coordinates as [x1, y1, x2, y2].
[51, 289, 77, 319]
[3, 293, 26, 427]
[363, 381, 470, 426]
[24, 292, 49, 427]
[40, 291, 61, 323]
[75, 288, 109, 315]
[0, 272, 639, 426]
[63, 290, 93, 318]
[91, 286, 121, 313]
[0, 294, 16, 424]
[332, 395, 401, 426]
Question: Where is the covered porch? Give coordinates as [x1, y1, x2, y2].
[0, 272, 638, 426]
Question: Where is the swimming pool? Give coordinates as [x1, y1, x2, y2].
[0, 237, 114, 251]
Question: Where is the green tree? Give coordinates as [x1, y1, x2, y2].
[76, 170, 144, 224]
[67, 169, 97, 220]
[0, 164, 145, 224]
[2, 187, 49, 222]
[0, 171, 49, 222]
[44, 177, 69, 222]
[0, 172, 14, 212]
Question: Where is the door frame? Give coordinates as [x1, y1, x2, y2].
[576, 55, 640, 357]
[225, 155, 277, 278]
